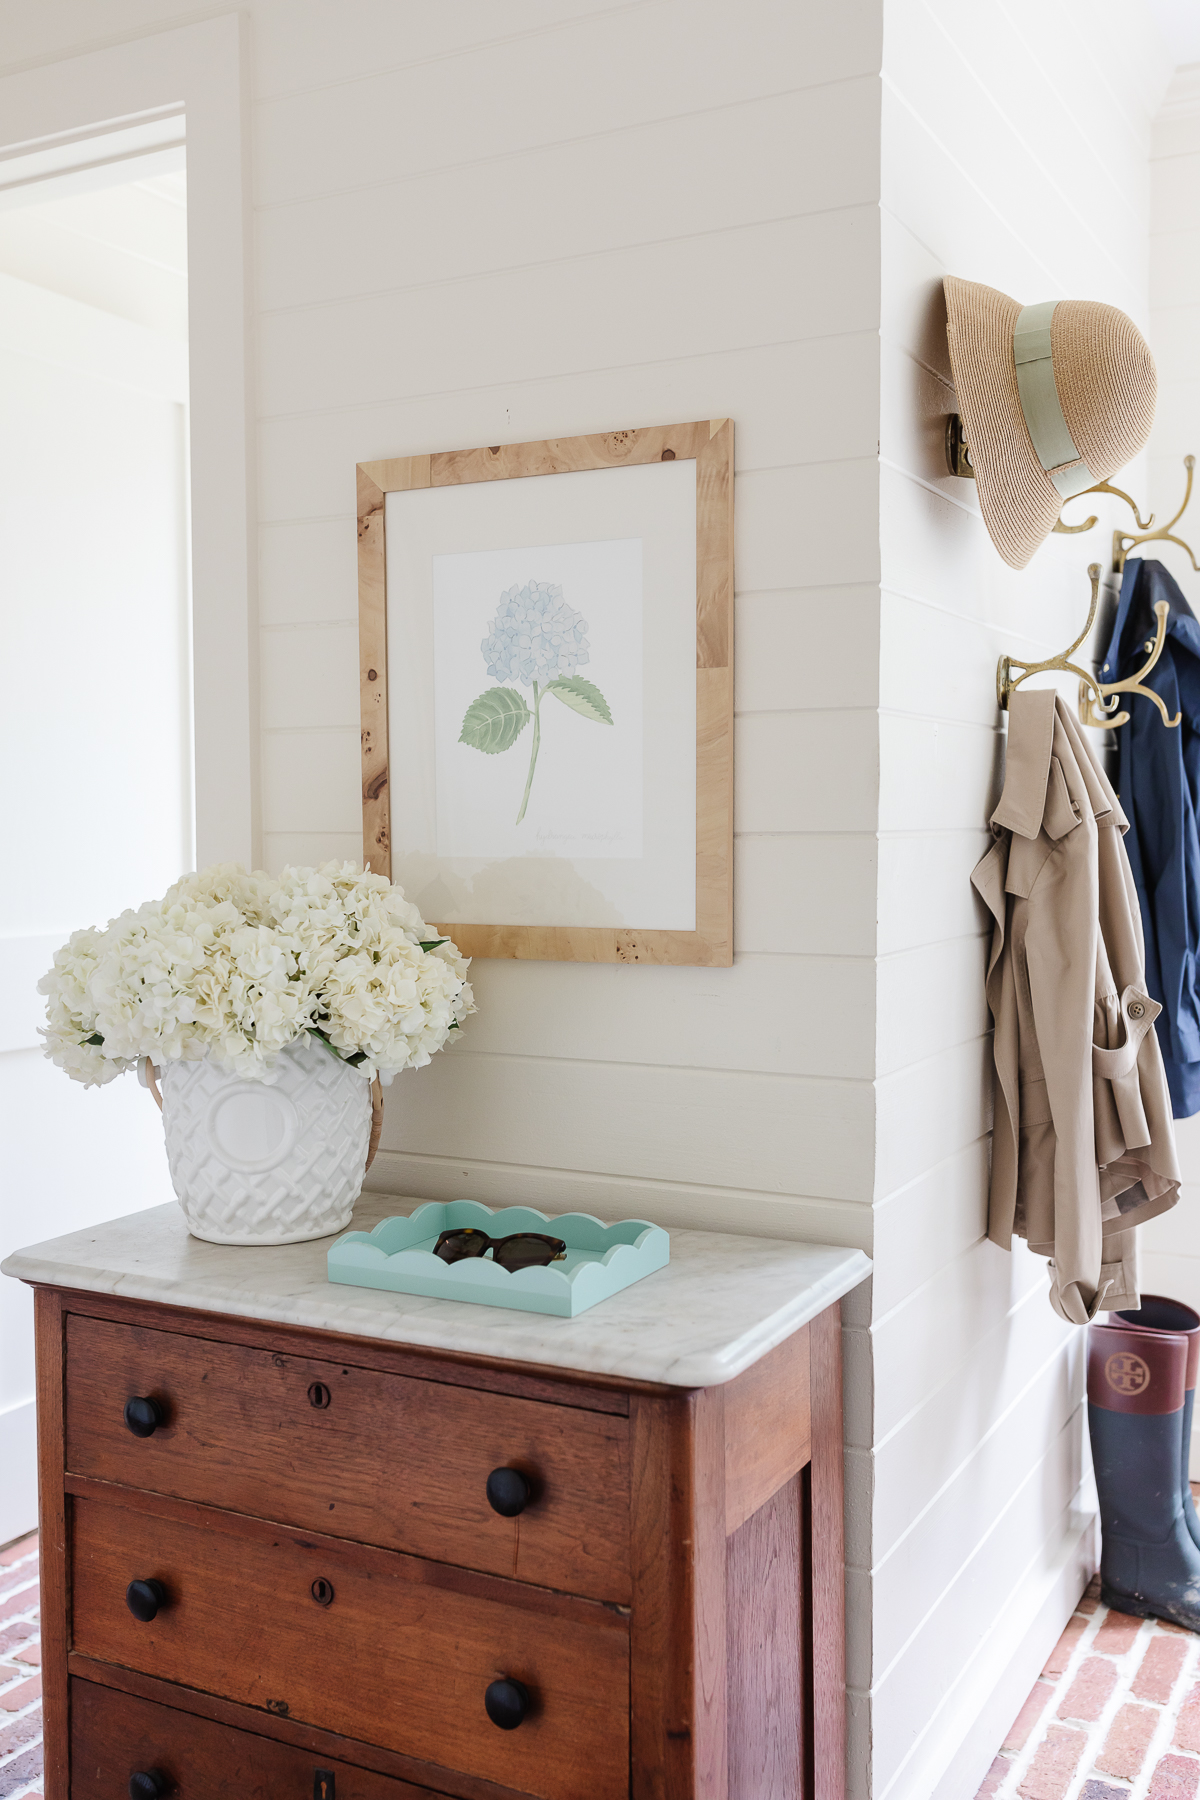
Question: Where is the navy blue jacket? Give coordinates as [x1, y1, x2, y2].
[1100, 557, 1200, 1116]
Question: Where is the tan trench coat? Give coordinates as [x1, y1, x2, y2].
[972, 688, 1180, 1323]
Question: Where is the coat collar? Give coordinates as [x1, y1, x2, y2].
[991, 688, 1127, 841]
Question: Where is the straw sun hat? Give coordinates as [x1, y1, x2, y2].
[943, 277, 1157, 570]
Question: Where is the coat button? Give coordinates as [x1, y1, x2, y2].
[1128, 1000, 1146, 1019]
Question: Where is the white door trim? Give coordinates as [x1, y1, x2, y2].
[0, 14, 257, 868]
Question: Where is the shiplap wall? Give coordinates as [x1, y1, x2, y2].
[871, 4, 1170, 1798]
[1140, 70, 1200, 1390]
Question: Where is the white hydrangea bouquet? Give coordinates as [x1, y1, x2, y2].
[39, 862, 475, 1246]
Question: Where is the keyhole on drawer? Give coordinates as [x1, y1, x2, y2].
[314, 1771, 335, 1799]
[307, 1382, 331, 1409]
[310, 1578, 335, 1607]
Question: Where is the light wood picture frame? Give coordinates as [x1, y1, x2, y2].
[357, 419, 733, 965]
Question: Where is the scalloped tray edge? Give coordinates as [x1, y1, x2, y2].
[327, 1199, 670, 1317]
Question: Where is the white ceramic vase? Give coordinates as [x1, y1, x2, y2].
[154, 1033, 373, 1246]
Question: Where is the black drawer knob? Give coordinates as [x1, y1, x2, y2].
[484, 1678, 530, 1730]
[129, 1773, 168, 1799]
[486, 1467, 531, 1517]
[126, 1578, 167, 1622]
[124, 1396, 165, 1438]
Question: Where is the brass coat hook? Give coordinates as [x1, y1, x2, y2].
[1112, 455, 1198, 574]
[1053, 481, 1155, 538]
[997, 565, 1107, 711]
[1049, 455, 1197, 574]
[1078, 600, 1180, 729]
[996, 567, 1182, 731]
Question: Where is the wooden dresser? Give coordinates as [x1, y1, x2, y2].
[4, 1199, 870, 1800]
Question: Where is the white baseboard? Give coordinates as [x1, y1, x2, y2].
[880, 1505, 1098, 1800]
[0, 1398, 37, 1548]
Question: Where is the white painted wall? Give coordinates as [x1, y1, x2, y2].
[872, 4, 1170, 1798]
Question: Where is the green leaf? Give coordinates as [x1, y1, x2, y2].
[418, 938, 449, 951]
[459, 687, 531, 753]
[545, 676, 613, 724]
[84, 1032, 104, 1046]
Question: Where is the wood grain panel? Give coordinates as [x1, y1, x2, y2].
[726, 1476, 805, 1799]
[809, 1303, 846, 1800]
[66, 1312, 631, 1602]
[72, 1494, 628, 1800]
[430, 422, 713, 485]
[70, 1677, 455, 1800]
[358, 419, 734, 964]
[723, 1324, 811, 1535]
[629, 1390, 727, 1800]
[69, 1658, 532, 1800]
[35, 1288, 69, 1800]
[60, 1288, 641, 1411]
[357, 467, 390, 876]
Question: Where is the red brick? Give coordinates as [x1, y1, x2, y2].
[1148, 1754, 1200, 1799]
[1176, 1683, 1200, 1753]
[0, 1674, 41, 1713]
[1059, 1657, 1118, 1723]
[0, 1702, 40, 1755]
[1043, 1614, 1087, 1675]
[14, 1642, 40, 1667]
[1094, 1610, 1145, 1656]
[0, 1537, 36, 1568]
[0, 1744, 42, 1797]
[974, 1755, 1009, 1797]
[1005, 1680, 1056, 1750]
[0, 1563, 38, 1606]
[0, 1624, 36, 1660]
[1019, 1724, 1089, 1799]
[0, 1585, 39, 1626]
[1097, 1703, 1159, 1780]
[1077, 1576, 1104, 1617]
[1135, 1635, 1190, 1704]
[1080, 1783, 1133, 1800]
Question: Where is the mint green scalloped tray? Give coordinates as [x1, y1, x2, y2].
[327, 1201, 669, 1318]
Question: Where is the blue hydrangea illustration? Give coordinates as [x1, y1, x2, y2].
[461, 580, 613, 824]
[481, 581, 591, 686]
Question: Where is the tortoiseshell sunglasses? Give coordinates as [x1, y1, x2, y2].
[432, 1226, 568, 1273]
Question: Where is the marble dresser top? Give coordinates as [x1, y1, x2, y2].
[1, 1193, 870, 1389]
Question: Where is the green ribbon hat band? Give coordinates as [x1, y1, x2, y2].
[1012, 300, 1096, 501]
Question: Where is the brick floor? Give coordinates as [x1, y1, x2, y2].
[0, 1535, 40, 1800]
[977, 1552, 1200, 1799]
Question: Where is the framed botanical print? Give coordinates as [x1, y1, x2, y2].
[357, 420, 733, 965]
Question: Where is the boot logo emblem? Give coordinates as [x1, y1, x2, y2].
[1105, 1351, 1151, 1396]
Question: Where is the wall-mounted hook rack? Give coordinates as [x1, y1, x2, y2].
[1078, 601, 1178, 729]
[997, 564, 1107, 711]
[1052, 454, 1198, 574]
[996, 564, 1181, 731]
[1052, 481, 1154, 538]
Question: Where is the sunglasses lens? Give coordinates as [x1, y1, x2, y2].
[434, 1229, 490, 1264]
[492, 1235, 568, 1272]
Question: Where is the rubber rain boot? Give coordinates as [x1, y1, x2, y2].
[1110, 1296, 1200, 1550]
[1088, 1318, 1200, 1630]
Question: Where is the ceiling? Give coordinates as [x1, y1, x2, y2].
[1149, 0, 1200, 73]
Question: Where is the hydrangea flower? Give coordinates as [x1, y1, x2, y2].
[38, 862, 474, 1087]
[481, 581, 590, 688]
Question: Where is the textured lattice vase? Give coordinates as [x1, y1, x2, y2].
[159, 1034, 373, 1245]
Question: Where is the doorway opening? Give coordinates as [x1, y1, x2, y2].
[0, 107, 193, 1546]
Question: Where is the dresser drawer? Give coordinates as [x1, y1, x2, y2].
[71, 1495, 629, 1800]
[65, 1313, 630, 1602]
[69, 1677, 454, 1799]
